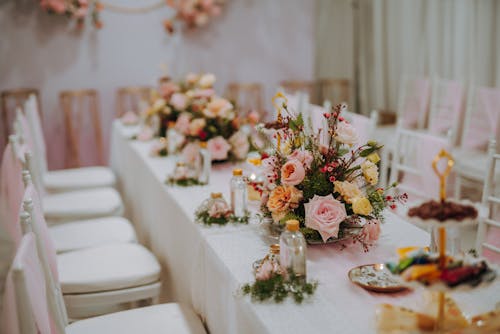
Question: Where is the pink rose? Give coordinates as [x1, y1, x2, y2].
[181, 142, 200, 166]
[170, 93, 188, 110]
[137, 127, 154, 141]
[255, 260, 281, 281]
[175, 113, 191, 134]
[288, 150, 313, 169]
[358, 219, 381, 245]
[280, 159, 305, 186]
[207, 136, 231, 161]
[208, 201, 230, 218]
[304, 194, 347, 242]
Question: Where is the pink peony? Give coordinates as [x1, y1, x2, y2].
[304, 194, 347, 242]
[280, 159, 305, 186]
[170, 93, 188, 110]
[207, 136, 231, 161]
[358, 219, 381, 244]
[228, 130, 249, 160]
[288, 150, 313, 169]
[181, 142, 200, 166]
[175, 113, 191, 134]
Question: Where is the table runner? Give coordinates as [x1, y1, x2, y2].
[110, 121, 499, 334]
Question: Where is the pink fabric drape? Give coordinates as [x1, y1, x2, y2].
[1, 233, 53, 334]
[401, 78, 431, 129]
[462, 87, 500, 151]
[24, 184, 59, 282]
[428, 80, 464, 136]
[401, 132, 451, 200]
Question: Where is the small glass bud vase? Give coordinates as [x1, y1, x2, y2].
[280, 219, 307, 283]
[198, 141, 211, 185]
[167, 121, 179, 155]
[172, 161, 189, 180]
[255, 244, 282, 280]
[207, 192, 230, 212]
[230, 168, 247, 218]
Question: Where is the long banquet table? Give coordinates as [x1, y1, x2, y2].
[110, 121, 499, 334]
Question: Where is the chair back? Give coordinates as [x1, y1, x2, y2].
[60, 89, 103, 167]
[389, 129, 451, 202]
[0, 88, 41, 155]
[461, 86, 500, 151]
[280, 80, 317, 104]
[225, 82, 264, 118]
[427, 78, 465, 145]
[476, 140, 500, 264]
[397, 76, 430, 129]
[24, 95, 48, 179]
[116, 86, 152, 118]
[1, 232, 59, 334]
[318, 78, 350, 107]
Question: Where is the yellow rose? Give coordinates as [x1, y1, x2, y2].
[361, 161, 379, 185]
[266, 185, 303, 223]
[367, 153, 380, 164]
[334, 181, 362, 204]
[352, 197, 373, 215]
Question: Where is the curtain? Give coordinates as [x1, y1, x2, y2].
[316, 0, 500, 115]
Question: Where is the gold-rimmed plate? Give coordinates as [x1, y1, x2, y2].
[348, 263, 409, 293]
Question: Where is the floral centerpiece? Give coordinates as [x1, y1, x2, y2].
[39, 0, 103, 28]
[258, 96, 405, 250]
[163, 0, 225, 34]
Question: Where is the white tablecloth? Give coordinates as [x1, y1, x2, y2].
[110, 121, 499, 334]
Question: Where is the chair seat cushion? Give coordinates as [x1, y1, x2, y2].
[49, 217, 137, 253]
[453, 148, 500, 181]
[44, 167, 116, 193]
[43, 188, 123, 223]
[58, 243, 160, 294]
[66, 303, 206, 334]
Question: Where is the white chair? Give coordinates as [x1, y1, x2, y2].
[21, 182, 162, 321]
[476, 140, 500, 264]
[427, 77, 465, 146]
[1, 232, 205, 334]
[1, 139, 136, 255]
[24, 95, 116, 194]
[388, 128, 452, 203]
[13, 116, 124, 224]
[454, 86, 500, 199]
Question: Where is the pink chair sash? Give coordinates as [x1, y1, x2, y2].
[462, 87, 500, 151]
[24, 184, 59, 282]
[1, 233, 53, 334]
[402, 133, 451, 200]
[428, 80, 464, 136]
[401, 78, 431, 128]
[0, 143, 25, 245]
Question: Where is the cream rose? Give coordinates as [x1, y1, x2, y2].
[188, 118, 206, 136]
[335, 121, 358, 146]
[199, 73, 216, 88]
[204, 97, 233, 118]
[228, 131, 250, 160]
[361, 160, 379, 185]
[304, 194, 347, 242]
[351, 197, 373, 216]
[280, 159, 306, 186]
[334, 181, 362, 204]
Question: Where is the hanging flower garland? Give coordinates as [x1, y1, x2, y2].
[38, 0, 226, 34]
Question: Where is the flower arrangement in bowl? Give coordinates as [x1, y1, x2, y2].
[258, 98, 405, 249]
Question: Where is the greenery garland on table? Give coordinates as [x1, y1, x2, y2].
[241, 270, 318, 304]
[165, 177, 205, 187]
[195, 210, 250, 226]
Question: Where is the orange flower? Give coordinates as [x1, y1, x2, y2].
[266, 185, 303, 222]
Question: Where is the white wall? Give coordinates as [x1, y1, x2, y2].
[0, 0, 316, 169]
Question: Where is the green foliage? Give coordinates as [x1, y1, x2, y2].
[299, 170, 332, 200]
[195, 210, 249, 226]
[165, 177, 205, 187]
[241, 270, 318, 304]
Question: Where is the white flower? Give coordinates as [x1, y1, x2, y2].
[229, 131, 250, 160]
[335, 121, 358, 146]
[198, 73, 216, 88]
[152, 98, 166, 112]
